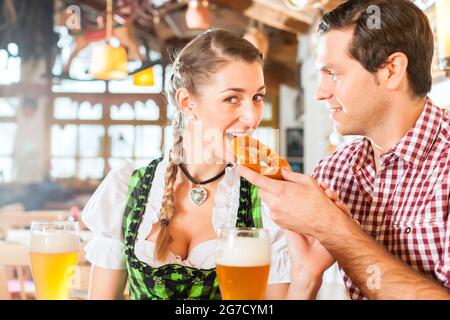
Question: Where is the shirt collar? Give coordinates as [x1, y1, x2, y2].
[351, 137, 373, 172]
[352, 97, 443, 170]
[390, 97, 443, 167]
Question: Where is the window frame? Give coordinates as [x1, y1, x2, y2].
[49, 92, 168, 179]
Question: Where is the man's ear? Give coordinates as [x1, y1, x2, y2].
[175, 87, 196, 118]
[382, 52, 409, 91]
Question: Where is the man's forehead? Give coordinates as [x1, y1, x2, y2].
[316, 29, 354, 69]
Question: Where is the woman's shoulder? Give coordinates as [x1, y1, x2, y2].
[81, 157, 166, 219]
[108, 157, 166, 182]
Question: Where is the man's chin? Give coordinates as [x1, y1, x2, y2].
[333, 122, 356, 137]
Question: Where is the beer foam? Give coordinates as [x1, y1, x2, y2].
[29, 231, 80, 254]
[216, 237, 270, 267]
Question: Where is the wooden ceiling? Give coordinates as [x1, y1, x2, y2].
[60, 0, 342, 88]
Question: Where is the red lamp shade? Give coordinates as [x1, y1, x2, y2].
[185, 1, 211, 29]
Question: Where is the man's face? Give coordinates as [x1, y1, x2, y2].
[315, 29, 390, 136]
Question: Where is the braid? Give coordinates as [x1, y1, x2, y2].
[155, 109, 184, 261]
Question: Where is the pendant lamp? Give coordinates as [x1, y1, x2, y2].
[130, 59, 162, 86]
[89, 0, 128, 80]
[133, 67, 154, 86]
[185, 0, 211, 29]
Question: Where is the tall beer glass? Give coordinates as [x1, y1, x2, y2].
[216, 228, 270, 300]
[29, 221, 80, 300]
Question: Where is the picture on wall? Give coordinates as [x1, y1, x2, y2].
[289, 161, 304, 173]
[286, 128, 304, 158]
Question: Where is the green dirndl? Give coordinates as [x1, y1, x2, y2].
[122, 158, 263, 300]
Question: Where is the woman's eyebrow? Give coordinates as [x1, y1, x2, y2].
[220, 85, 266, 93]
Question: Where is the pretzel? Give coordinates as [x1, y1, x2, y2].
[232, 135, 291, 180]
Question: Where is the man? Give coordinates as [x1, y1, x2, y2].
[237, 0, 450, 299]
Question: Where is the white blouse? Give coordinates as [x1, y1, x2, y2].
[82, 157, 291, 284]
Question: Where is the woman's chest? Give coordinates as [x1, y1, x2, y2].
[144, 186, 218, 259]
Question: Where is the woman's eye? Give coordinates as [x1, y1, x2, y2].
[253, 94, 265, 102]
[224, 96, 239, 104]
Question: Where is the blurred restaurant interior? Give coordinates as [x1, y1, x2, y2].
[0, 0, 449, 300]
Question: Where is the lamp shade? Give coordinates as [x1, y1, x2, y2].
[436, 0, 450, 73]
[243, 27, 269, 58]
[283, 0, 314, 10]
[133, 67, 155, 86]
[89, 43, 128, 80]
[185, 1, 211, 29]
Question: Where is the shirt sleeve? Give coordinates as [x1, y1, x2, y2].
[434, 200, 450, 290]
[261, 201, 291, 284]
[81, 160, 135, 270]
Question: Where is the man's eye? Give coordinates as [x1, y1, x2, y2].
[253, 94, 265, 102]
[329, 71, 338, 81]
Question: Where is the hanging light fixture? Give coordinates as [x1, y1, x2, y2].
[130, 59, 162, 86]
[243, 21, 269, 58]
[283, 0, 329, 10]
[436, 0, 450, 76]
[89, 0, 128, 80]
[133, 67, 154, 86]
[185, 0, 211, 29]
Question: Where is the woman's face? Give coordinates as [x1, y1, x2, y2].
[184, 60, 266, 164]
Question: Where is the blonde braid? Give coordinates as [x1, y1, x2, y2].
[155, 109, 184, 261]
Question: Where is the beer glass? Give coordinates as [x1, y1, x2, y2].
[29, 221, 80, 300]
[216, 228, 271, 300]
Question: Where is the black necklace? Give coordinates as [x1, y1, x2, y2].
[178, 163, 231, 207]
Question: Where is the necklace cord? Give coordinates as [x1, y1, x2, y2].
[178, 163, 231, 185]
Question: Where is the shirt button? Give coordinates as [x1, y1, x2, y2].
[405, 227, 411, 234]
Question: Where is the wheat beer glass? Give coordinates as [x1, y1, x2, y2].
[216, 228, 270, 300]
[29, 221, 80, 300]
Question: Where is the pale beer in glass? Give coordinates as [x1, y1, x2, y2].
[29, 221, 80, 300]
[216, 228, 270, 300]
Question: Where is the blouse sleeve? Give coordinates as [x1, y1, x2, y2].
[261, 201, 291, 284]
[81, 160, 135, 270]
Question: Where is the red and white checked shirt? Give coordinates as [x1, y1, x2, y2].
[313, 98, 450, 300]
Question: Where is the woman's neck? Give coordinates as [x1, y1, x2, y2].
[177, 130, 229, 182]
[180, 163, 228, 183]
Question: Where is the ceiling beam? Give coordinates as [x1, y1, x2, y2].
[210, 0, 309, 34]
[323, 0, 344, 12]
[252, 0, 315, 25]
[71, 0, 162, 37]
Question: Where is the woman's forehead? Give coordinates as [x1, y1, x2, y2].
[206, 60, 265, 91]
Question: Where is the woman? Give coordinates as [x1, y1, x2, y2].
[82, 29, 294, 300]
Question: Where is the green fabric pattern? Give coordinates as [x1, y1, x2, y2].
[122, 158, 263, 300]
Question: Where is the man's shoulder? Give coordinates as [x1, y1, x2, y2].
[313, 137, 364, 179]
[430, 106, 450, 164]
[439, 108, 450, 146]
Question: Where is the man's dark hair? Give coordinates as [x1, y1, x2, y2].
[318, 0, 434, 97]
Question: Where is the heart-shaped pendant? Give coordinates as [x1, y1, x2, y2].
[189, 186, 208, 207]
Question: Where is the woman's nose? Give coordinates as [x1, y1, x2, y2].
[239, 102, 260, 128]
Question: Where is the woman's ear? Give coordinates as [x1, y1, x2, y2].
[175, 87, 196, 118]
